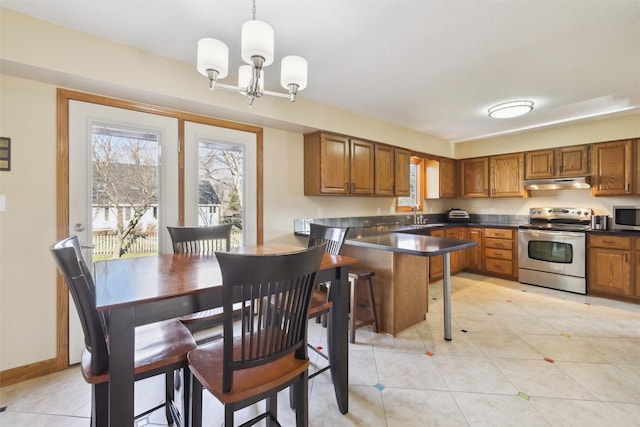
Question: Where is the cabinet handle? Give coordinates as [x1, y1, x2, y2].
[345, 182, 349, 191]
[549, 167, 553, 174]
[351, 183, 355, 192]
[627, 183, 631, 192]
[559, 165, 563, 173]
[492, 188, 495, 195]
[602, 240, 615, 245]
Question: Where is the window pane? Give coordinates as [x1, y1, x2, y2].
[91, 125, 159, 259]
[198, 140, 244, 248]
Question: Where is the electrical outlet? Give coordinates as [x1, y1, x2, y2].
[317, 209, 323, 218]
[377, 208, 381, 215]
[490, 207, 496, 214]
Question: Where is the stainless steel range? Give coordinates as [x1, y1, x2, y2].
[518, 207, 593, 294]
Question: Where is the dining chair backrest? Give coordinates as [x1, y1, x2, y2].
[167, 224, 232, 254]
[215, 243, 326, 393]
[50, 235, 109, 376]
[307, 223, 349, 255]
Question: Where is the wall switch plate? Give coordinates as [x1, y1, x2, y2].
[490, 207, 496, 214]
[0, 194, 5, 212]
[377, 208, 381, 215]
[317, 208, 323, 218]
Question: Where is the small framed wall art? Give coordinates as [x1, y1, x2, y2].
[0, 137, 10, 171]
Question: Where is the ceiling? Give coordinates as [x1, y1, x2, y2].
[3, 0, 639, 142]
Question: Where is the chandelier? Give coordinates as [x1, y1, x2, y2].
[196, 0, 308, 106]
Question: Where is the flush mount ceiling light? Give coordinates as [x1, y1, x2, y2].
[488, 100, 534, 119]
[196, 0, 307, 106]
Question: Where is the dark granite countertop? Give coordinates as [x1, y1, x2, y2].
[345, 233, 477, 256]
[587, 229, 640, 237]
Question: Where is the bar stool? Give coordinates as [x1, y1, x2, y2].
[348, 268, 379, 343]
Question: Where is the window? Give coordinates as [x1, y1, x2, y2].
[396, 157, 424, 212]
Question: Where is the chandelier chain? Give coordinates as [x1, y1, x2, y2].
[252, 0, 256, 20]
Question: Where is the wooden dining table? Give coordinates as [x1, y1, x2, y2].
[94, 244, 357, 426]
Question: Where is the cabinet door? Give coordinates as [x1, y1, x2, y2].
[445, 227, 460, 273]
[592, 140, 633, 196]
[439, 158, 458, 198]
[466, 228, 483, 271]
[636, 139, 640, 195]
[350, 139, 375, 195]
[490, 153, 525, 197]
[394, 148, 411, 197]
[374, 144, 395, 195]
[588, 248, 632, 296]
[318, 133, 350, 194]
[526, 149, 554, 179]
[460, 157, 489, 198]
[429, 228, 444, 280]
[636, 249, 640, 298]
[557, 145, 589, 177]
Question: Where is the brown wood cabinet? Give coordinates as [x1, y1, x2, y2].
[490, 153, 526, 197]
[592, 139, 634, 196]
[460, 157, 489, 198]
[439, 157, 458, 198]
[466, 227, 483, 272]
[304, 132, 374, 196]
[525, 145, 590, 179]
[395, 148, 411, 197]
[374, 144, 395, 196]
[636, 139, 640, 195]
[483, 228, 517, 278]
[588, 234, 636, 298]
[429, 228, 445, 280]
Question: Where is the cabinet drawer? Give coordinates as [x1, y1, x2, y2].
[589, 235, 631, 250]
[484, 228, 513, 239]
[485, 259, 513, 275]
[445, 228, 458, 238]
[484, 238, 513, 250]
[485, 248, 512, 260]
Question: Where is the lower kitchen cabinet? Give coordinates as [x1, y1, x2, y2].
[483, 228, 517, 279]
[466, 227, 483, 272]
[429, 228, 445, 280]
[588, 234, 638, 300]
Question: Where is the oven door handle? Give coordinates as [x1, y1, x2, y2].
[519, 230, 585, 238]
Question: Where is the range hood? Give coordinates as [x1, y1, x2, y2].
[524, 176, 591, 190]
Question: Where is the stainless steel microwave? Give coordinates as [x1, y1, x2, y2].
[612, 206, 640, 231]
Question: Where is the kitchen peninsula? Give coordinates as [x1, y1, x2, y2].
[342, 231, 476, 340]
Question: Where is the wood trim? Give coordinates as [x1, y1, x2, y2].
[0, 358, 58, 387]
[49, 88, 264, 384]
[56, 90, 70, 371]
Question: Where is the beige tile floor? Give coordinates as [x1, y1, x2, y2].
[2, 273, 639, 426]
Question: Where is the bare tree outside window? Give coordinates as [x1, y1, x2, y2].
[199, 140, 244, 246]
[91, 125, 159, 258]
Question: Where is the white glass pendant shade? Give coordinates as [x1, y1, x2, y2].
[488, 100, 534, 119]
[241, 20, 274, 66]
[238, 65, 263, 92]
[280, 56, 308, 90]
[197, 38, 229, 78]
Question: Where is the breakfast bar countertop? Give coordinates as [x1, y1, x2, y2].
[345, 232, 477, 256]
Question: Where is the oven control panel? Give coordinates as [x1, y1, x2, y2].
[529, 207, 593, 222]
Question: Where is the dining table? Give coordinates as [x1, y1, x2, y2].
[94, 244, 357, 427]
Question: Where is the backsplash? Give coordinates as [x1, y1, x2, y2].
[294, 213, 529, 237]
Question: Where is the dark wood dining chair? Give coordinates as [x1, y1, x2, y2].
[167, 224, 233, 337]
[187, 244, 326, 427]
[305, 223, 349, 377]
[50, 235, 196, 427]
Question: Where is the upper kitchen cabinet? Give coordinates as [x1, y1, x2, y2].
[525, 145, 590, 179]
[490, 153, 526, 197]
[304, 132, 374, 195]
[591, 139, 634, 196]
[394, 148, 411, 197]
[439, 157, 458, 198]
[374, 144, 395, 195]
[460, 157, 489, 197]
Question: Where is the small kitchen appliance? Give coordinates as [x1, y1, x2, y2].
[447, 208, 470, 223]
[612, 206, 640, 231]
[590, 215, 610, 230]
[518, 207, 592, 294]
